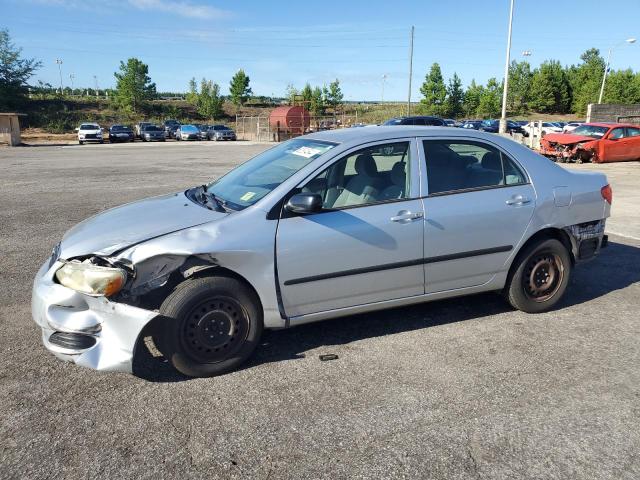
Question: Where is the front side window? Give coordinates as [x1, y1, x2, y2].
[609, 128, 625, 139]
[423, 140, 526, 195]
[302, 141, 411, 209]
[208, 138, 336, 209]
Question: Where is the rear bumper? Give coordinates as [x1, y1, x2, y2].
[564, 220, 607, 262]
[32, 260, 157, 373]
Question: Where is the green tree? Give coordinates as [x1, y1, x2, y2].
[568, 48, 605, 114]
[507, 60, 533, 113]
[529, 60, 571, 113]
[186, 77, 198, 104]
[325, 79, 343, 111]
[310, 86, 324, 115]
[445, 72, 464, 118]
[229, 69, 252, 107]
[419, 62, 447, 116]
[300, 82, 313, 106]
[285, 83, 298, 104]
[0, 28, 42, 109]
[604, 69, 640, 104]
[197, 78, 224, 120]
[463, 80, 484, 117]
[113, 58, 156, 112]
[477, 77, 502, 118]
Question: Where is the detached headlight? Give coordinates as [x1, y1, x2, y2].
[55, 262, 126, 296]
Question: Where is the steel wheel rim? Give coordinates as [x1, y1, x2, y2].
[523, 252, 564, 302]
[180, 296, 249, 364]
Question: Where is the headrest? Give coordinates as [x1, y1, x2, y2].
[481, 151, 501, 171]
[355, 154, 378, 177]
[390, 162, 406, 186]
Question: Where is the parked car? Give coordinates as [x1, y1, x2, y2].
[175, 124, 199, 141]
[76, 123, 103, 145]
[163, 119, 181, 138]
[478, 119, 525, 135]
[141, 125, 166, 142]
[562, 122, 584, 134]
[135, 122, 153, 139]
[383, 116, 445, 126]
[208, 125, 237, 141]
[108, 125, 134, 143]
[540, 122, 640, 163]
[523, 122, 563, 137]
[33, 127, 611, 377]
[443, 118, 456, 127]
[461, 120, 482, 130]
[195, 124, 210, 140]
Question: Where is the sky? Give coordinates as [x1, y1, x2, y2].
[2, 0, 639, 101]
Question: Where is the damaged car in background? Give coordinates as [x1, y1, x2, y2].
[540, 122, 640, 163]
[33, 127, 611, 378]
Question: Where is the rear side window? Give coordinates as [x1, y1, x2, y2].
[627, 127, 640, 137]
[423, 140, 527, 195]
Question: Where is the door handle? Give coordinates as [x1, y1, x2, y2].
[506, 195, 532, 206]
[390, 211, 423, 222]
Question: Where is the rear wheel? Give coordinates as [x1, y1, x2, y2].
[158, 276, 263, 377]
[504, 238, 572, 313]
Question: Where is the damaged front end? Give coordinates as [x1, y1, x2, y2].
[540, 138, 597, 164]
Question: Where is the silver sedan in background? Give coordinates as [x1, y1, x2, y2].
[32, 127, 611, 377]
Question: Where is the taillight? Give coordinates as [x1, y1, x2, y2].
[601, 184, 612, 204]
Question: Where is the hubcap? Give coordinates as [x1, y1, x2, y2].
[180, 297, 249, 363]
[523, 252, 564, 302]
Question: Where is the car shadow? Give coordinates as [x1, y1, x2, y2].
[133, 240, 640, 383]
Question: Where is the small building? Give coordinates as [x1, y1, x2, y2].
[0, 113, 26, 146]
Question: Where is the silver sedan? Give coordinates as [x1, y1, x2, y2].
[32, 127, 611, 377]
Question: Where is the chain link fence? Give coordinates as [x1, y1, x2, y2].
[235, 113, 362, 142]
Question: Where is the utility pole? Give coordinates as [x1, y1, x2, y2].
[381, 74, 388, 103]
[93, 75, 99, 99]
[69, 73, 75, 94]
[499, 0, 515, 134]
[407, 26, 414, 116]
[55, 58, 64, 94]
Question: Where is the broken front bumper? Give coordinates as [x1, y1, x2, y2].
[31, 259, 158, 373]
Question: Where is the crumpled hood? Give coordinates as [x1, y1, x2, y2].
[543, 133, 597, 145]
[59, 192, 226, 259]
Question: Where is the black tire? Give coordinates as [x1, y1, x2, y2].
[158, 276, 263, 377]
[504, 238, 572, 313]
[78, 141, 83, 145]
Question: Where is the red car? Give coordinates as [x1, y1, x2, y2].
[540, 122, 640, 163]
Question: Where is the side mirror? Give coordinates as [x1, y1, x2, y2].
[285, 193, 323, 214]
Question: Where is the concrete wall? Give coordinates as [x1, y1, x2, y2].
[587, 104, 640, 124]
[0, 115, 22, 146]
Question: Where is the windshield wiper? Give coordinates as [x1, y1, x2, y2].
[201, 185, 234, 212]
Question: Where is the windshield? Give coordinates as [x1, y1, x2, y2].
[382, 118, 403, 125]
[207, 138, 337, 209]
[181, 125, 198, 132]
[111, 125, 130, 132]
[213, 125, 230, 130]
[572, 125, 609, 138]
[144, 126, 162, 132]
[80, 124, 98, 130]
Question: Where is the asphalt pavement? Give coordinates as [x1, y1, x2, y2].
[1, 142, 639, 479]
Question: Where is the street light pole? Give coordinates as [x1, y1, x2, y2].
[381, 74, 388, 103]
[93, 75, 99, 99]
[55, 58, 64, 94]
[598, 38, 635, 104]
[499, 0, 515, 134]
[407, 26, 414, 116]
[69, 73, 75, 93]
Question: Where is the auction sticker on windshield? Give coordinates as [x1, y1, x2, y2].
[291, 146, 325, 158]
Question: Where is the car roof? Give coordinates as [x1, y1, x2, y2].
[583, 122, 636, 128]
[306, 125, 494, 144]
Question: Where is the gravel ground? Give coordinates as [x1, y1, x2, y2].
[1, 142, 639, 479]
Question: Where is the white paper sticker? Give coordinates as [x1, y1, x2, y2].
[291, 146, 322, 158]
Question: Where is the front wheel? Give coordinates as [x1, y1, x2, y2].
[504, 238, 572, 313]
[158, 276, 263, 377]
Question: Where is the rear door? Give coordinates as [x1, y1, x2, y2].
[276, 139, 424, 317]
[420, 138, 536, 293]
